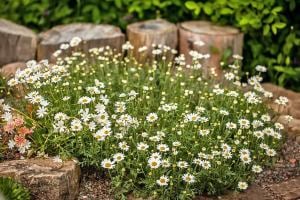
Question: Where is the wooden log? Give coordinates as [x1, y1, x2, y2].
[127, 19, 178, 62]
[0, 19, 37, 66]
[179, 21, 243, 75]
[37, 23, 125, 61]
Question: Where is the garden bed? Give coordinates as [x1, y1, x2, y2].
[0, 37, 299, 199]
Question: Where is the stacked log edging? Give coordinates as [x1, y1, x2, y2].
[0, 18, 244, 78]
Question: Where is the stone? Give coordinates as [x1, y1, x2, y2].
[296, 136, 300, 144]
[0, 158, 80, 200]
[267, 101, 291, 115]
[262, 83, 300, 101]
[0, 62, 26, 79]
[289, 100, 300, 119]
[277, 115, 300, 137]
[267, 178, 300, 200]
[0, 19, 37, 66]
[262, 83, 300, 119]
[37, 23, 125, 61]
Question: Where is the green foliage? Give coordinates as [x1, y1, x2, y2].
[0, 177, 30, 200]
[0, 0, 299, 90]
[184, 0, 300, 90]
[0, 0, 188, 30]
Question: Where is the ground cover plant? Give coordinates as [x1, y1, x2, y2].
[0, 39, 291, 199]
[0, 0, 299, 90]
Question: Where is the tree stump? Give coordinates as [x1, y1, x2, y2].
[0, 19, 37, 66]
[179, 21, 243, 75]
[37, 23, 125, 61]
[127, 19, 178, 62]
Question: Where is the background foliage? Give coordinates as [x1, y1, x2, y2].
[0, 0, 299, 90]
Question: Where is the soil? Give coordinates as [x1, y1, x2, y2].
[78, 168, 113, 200]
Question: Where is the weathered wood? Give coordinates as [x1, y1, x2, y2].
[37, 23, 125, 61]
[179, 21, 243, 75]
[127, 19, 178, 62]
[0, 19, 37, 66]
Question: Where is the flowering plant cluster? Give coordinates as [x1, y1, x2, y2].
[0, 100, 33, 159]
[3, 38, 290, 199]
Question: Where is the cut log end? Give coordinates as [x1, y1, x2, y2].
[37, 23, 125, 61]
[127, 19, 178, 62]
[179, 21, 244, 76]
[128, 19, 177, 34]
[180, 21, 239, 35]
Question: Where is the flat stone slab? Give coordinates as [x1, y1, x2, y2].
[37, 23, 125, 61]
[262, 83, 300, 142]
[0, 158, 80, 200]
[0, 19, 37, 66]
[266, 178, 300, 200]
[262, 83, 300, 102]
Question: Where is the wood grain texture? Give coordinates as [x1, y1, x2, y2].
[179, 21, 243, 75]
[0, 19, 37, 66]
[37, 23, 125, 61]
[127, 19, 177, 62]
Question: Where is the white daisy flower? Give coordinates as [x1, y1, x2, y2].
[53, 155, 63, 163]
[252, 165, 262, 173]
[237, 181, 248, 190]
[70, 36, 82, 47]
[146, 113, 158, 123]
[157, 144, 169, 152]
[70, 119, 83, 132]
[156, 175, 169, 186]
[182, 173, 195, 184]
[266, 148, 276, 157]
[137, 142, 149, 151]
[101, 159, 115, 169]
[113, 153, 125, 162]
[148, 157, 161, 169]
[78, 96, 92, 104]
[118, 141, 129, 151]
[177, 161, 188, 169]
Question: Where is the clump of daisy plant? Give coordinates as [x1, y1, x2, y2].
[1, 38, 290, 199]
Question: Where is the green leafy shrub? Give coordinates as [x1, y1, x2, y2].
[0, 177, 30, 200]
[0, 0, 299, 90]
[185, 0, 300, 91]
[2, 39, 288, 199]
